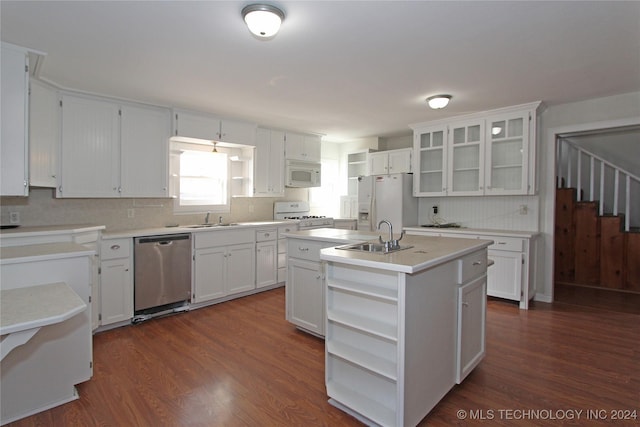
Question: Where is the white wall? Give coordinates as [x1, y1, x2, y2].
[538, 91, 640, 303]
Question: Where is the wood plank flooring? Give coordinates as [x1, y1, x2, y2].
[6, 288, 639, 426]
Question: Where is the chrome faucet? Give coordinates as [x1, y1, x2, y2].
[204, 211, 211, 224]
[378, 219, 404, 251]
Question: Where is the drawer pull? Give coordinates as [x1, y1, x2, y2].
[265, 233, 270, 237]
[110, 244, 121, 250]
[472, 261, 482, 266]
[298, 247, 309, 252]
[462, 302, 469, 307]
[496, 241, 507, 245]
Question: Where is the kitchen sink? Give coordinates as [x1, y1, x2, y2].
[336, 242, 413, 254]
[185, 223, 238, 228]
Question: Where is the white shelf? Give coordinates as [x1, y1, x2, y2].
[327, 341, 397, 380]
[327, 279, 398, 302]
[327, 380, 396, 427]
[327, 309, 397, 342]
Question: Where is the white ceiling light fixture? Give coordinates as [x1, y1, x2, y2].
[426, 94, 452, 109]
[242, 4, 285, 39]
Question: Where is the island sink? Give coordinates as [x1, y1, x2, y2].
[336, 242, 412, 254]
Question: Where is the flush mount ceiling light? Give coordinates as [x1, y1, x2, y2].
[242, 4, 285, 38]
[426, 95, 452, 109]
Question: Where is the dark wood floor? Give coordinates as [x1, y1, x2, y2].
[7, 287, 639, 426]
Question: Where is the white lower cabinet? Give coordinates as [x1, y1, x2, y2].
[287, 258, 324, 335]
[256, 229, 277, 288]
[405, 228, 538, 309]
[456, 273, 487, 383]
[324, 251, 487, 427]
[100, 238, 133, 326]
[286, 237, 339, 336]
[193, 230, 255, 303]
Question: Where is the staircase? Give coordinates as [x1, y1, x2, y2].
[555, 187, 640, 292]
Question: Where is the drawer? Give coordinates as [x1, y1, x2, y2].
[458, 250, 488, 284]
[287, 239, 334, 262]
[195, 228, 255, 249]
[101, 238, 131, 260]
[478, 235, 523, 252]
[256, 229, 277, 242]
[278, 224, 296, 236]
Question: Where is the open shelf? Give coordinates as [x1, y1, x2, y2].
[327, 279, 397, 302]
[327, 309, 397, 341]
[327, 377, 396, 427]
[327, 340, 397, 380]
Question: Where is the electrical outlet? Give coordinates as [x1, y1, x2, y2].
[9, 212, 20, 224]
[127, 208, 135, 218]
[519, 205, 528, 215]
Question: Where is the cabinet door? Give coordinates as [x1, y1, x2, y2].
[487, 249, 522, 300]
[369, 152, 388, 175]
[457, 275, 486, 383]
[60, 95, 120, 197]
[388, 149, 412, 174]
[1, 43, 29, 196]
[29, 80, 59, 188]
[226, 243, 256, 294]
[101, 258, 133, 325]
[413, 126, 447, 196]
[174, 111, 221, 140]
[219, 118, 256, 145]
[194, 246, 226, 303]
[120, 104, 171, 197]
[448, 120, 485, 196]
[287, 258, 324, 335]
[254, 128, 285, 196]
[285, 132, 321, 162]
[256, 240, 277, 288]
[484, 111, 530, 195]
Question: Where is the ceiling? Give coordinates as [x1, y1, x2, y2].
[1, 1, 639, 142]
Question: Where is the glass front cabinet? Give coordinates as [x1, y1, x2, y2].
[411, 102, 541, 197]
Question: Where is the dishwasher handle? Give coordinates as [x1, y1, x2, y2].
[135, 234, 191, 245]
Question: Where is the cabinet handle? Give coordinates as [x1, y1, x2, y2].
[110, 244, 121, 250]
[462, 302, 469, 307]
[265, 233, 270, 237]
[298, 247, 309, 251]
[472, 261, 482, 266]
[316, 275, 321, 280]
[496, 241, 507, 245]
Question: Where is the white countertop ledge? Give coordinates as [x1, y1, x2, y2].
[0, 242, 95, 264]
[320, 235, 493, 274]
[0, 282, 87, 336]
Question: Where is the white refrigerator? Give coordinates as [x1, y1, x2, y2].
[358, 173, 418, 234]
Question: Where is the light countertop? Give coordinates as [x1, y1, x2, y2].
[321, 234, 492, 274]
[103, 220, 298, 239]
[404, 226, 539, 238]
[281, 228, 380, 243]
[0, 242, 95, 264]
[0, 282, 86, 336]
[0, 224, 105, 238]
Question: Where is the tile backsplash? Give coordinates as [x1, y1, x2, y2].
[418, 195, 540, 231]
[0, 188, 308, 232]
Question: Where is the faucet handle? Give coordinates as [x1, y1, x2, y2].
[397, 230, 405, 241]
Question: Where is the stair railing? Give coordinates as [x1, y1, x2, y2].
[557, 138, 639, 231]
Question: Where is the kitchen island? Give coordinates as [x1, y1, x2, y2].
[320, 234, 492, 427]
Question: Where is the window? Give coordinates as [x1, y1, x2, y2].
[171, 140, 231, 214]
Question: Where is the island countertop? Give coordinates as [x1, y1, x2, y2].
[320, 234, 493, 274]
[281, 227, 379, 243]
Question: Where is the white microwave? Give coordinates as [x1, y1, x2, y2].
[285, 160, 321, 188]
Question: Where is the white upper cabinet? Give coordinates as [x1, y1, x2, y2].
[253, 127, 285, 197]
[29, 79, 59, 188]
[120, 104, 171, 197]
[59, 93, 171, 198]
[59, 94, 120, 197]
[173, 109, 256, 146]
[369, 148, 412, 175]
[411, 102, 541, 197]
[285, 132, 321, 162]
[1, 43, 30, 196]
[448, 119, 485, 196]
[413, 125, 447, 196]
[484, 110, 532, 195]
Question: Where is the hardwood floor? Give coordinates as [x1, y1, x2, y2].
[7, 288, 639, 426]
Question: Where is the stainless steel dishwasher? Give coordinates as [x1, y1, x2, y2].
[134, 233, 192, 316]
